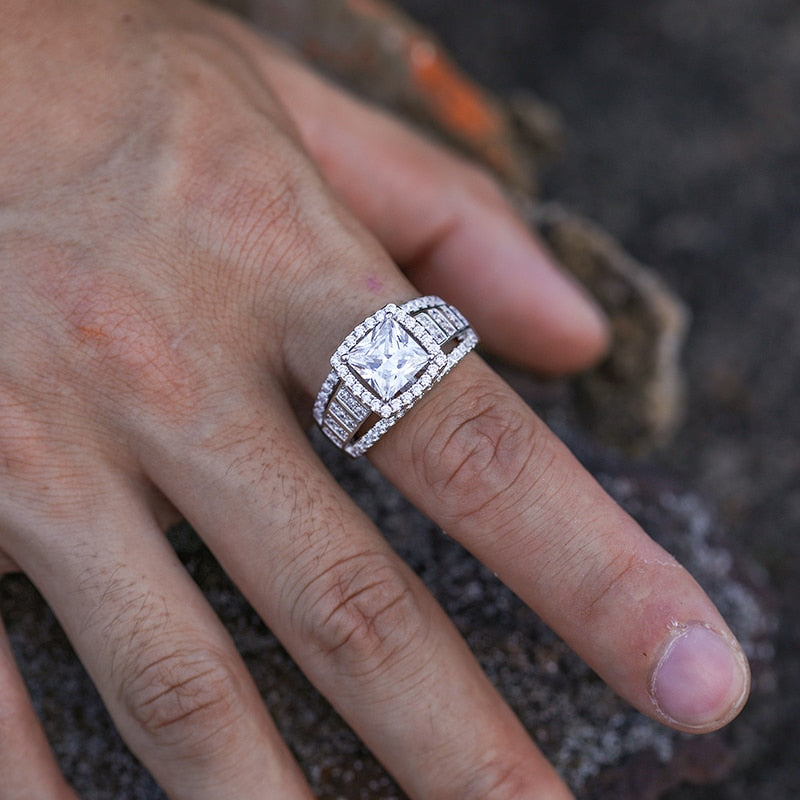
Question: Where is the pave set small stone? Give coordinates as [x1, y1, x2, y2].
[314, 296, 478, 457]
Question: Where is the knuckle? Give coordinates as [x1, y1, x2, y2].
[461, 752, 537, 800]
[293, 550, 427, 678]
[415, 377, 554, 524]
[183, 149, 306, 259]
[119, 641, 244, 754]
[577, 544, 641, 625]
[176, 135, 334, 345]
[176, 115, 323, 281]
[459, 163, 510, 209]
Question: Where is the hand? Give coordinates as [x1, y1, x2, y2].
[0, 1, 749, 798]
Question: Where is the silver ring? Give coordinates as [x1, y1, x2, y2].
[314, 296, 478, 457]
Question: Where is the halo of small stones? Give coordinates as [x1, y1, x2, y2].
[314, 296, 478, 457]
[330, 304, 446, 419]
[344, 327, 478, 457]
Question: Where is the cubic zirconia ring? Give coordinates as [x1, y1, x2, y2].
[314, 296, 478, 456]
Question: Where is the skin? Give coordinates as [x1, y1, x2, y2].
[0, 1, 749, 798]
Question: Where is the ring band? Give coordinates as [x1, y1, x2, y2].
[314, 296, 478, 457]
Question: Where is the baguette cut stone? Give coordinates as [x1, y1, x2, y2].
[347, 318, 430, 401]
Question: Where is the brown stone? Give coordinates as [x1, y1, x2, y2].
[530, 204, 690, 454]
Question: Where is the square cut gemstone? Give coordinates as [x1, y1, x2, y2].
[347, 317, 431, 401]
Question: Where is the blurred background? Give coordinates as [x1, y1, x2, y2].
[392, 0, 799, 795]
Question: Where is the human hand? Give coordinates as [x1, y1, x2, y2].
[0, 1, 749, 798]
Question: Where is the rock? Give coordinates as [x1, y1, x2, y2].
[530, 204, 690, 454]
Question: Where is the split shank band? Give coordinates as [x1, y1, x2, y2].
[314, 296, 479, 457]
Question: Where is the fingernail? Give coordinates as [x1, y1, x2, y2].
[650, 623, 750, 730]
